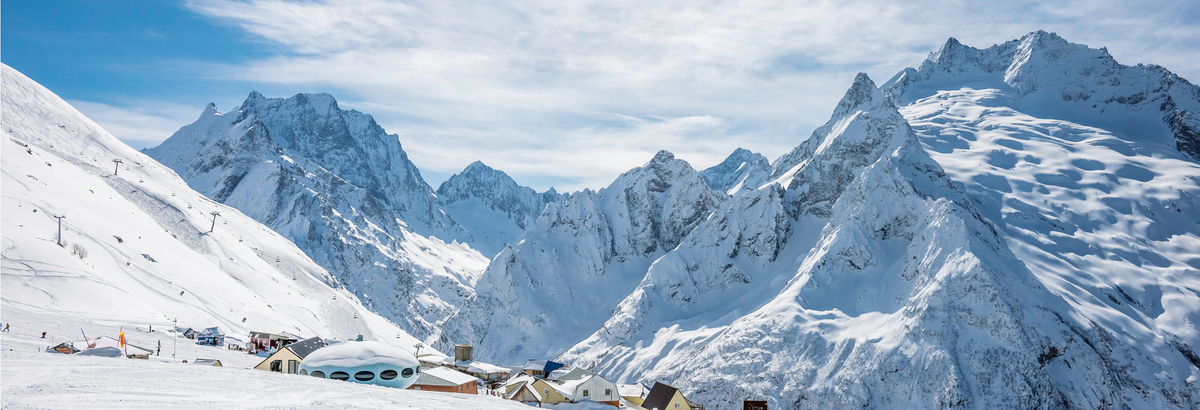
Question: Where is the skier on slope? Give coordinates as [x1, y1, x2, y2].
[157, 340, 161, 356]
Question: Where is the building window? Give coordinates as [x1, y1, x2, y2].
[605, 388, 611, 396]
[288, 360, 299, 374]
[401, 367, 415, 378]
[675, 404, 680, 408]
[583, 389, 589, 396]
[310, 371, 325, 378]
[355, 371, 375, 381]
[300, 369, 308, 376]
[330, 371, 350, 381]
[380, 369, 398, 380]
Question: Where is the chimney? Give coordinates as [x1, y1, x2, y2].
[455, 345, 473, 362]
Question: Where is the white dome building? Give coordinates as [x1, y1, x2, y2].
[299, 341, 421, 389]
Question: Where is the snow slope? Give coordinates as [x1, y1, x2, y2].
[699, 148, 771, 195]
[0, 63, 428, 353]
[449, 151, 724, 363]
[145, 92, 489, 341]
[436, 161, 565, 257]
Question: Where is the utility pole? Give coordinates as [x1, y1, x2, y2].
[112, 159, 123, 175]
[208, 211, 220, 233]
[54, 215, 65, 246]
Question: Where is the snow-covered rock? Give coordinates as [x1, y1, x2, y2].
[436, 160, 565, 256]
[883, 30, 1200, 161]
[699, 148, 771, 195]
[146, 93, 488, 342]
[448, 151, 724, 363]
[0, 63, 427, 349]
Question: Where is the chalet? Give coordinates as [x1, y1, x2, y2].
[253, 337, 326, 374]
[409, 366, 478, 394]
[249, 331, 298, 353]
[521, 359, 565, 378]
[501, 369, 619, 407]
[196, 327, 225, 346]
[642, 382, 698, 410]
[619, 383, 651, 407]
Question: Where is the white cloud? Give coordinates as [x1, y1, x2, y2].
[182, 0, 1200, 190]
[68, 99, 201, 150]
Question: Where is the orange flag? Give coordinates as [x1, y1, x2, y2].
[119, 331, 126, 348]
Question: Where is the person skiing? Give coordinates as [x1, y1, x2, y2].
[2, 323, 9, 332]
[41, 331, 46, 338]
[157, 340, 161, 356]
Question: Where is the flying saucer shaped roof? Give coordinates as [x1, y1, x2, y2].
[301, 341, 418, 368]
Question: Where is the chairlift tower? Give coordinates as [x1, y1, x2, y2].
[53, 214, 65, 246]
[208, 211, 220, 233]
[112, 159, 122, 175]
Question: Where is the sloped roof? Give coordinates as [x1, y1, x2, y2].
[416, 366, 478, 386]
[284, 337, 327, 359]
[642, 382, 682, 410]
[618, 383, 650, 398]
[506, 381, 542, 401]
[522, 359, 564, 373]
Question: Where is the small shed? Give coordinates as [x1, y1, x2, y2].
[409, 366, 479, 394]
[177, 327, 197, 340]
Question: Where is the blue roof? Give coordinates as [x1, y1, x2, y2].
[522, 359, 565, 373]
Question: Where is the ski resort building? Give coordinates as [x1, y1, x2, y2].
[249, 331, 298, 353]
[552, 372, 621, 407]
[196, 327, 224, 346]
[299, 341, 422, 389]
[254, 337, 327, 374]
[521, 359, 565, 378]
[409, 366, 478, 394]
[641, 382, 698, 410]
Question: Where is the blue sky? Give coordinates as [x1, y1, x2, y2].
[4, 0, 1198, 190]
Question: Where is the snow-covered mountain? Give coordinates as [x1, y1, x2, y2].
[0, 63, 429, 350]
[436, 161, 565, 256]
[145, 93, 488, 341]
[883, 30, 1200, 161]
[699, 148, 771, 195]
[448, 151, 724, 362]
[453, 31, 1199, 408]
